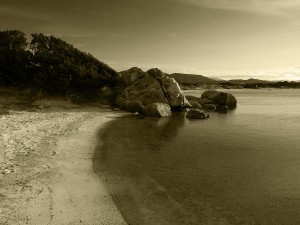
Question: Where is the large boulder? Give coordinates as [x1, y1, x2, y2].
[121, 72, 169, 106]
[200, 90, 237, 111]
[142, 103, 172, 117]
[186, 109, 208, 120]
[116, 68, 191, 114]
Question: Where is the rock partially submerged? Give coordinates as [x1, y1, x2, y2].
[186, 109, 209, 120]
[201, 90, 237, 109]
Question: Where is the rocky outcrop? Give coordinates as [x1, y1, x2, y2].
[186, 109, 209, 119]
[142, 103, 172, 117]
[116, 68, 191, 116]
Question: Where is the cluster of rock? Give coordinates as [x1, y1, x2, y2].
[115, 67, 237, 118]
[186, 90, 237, 113]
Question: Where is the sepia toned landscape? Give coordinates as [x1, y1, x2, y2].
[1, 1, 300, 225]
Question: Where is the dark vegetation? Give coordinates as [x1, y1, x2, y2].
[228, 78, 269, 85]
[0, 30, 120, 101]
[219, 80, 300, 89]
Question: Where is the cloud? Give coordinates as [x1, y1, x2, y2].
[170, 0, 300, 16]
[0, 6, 50, 20]
[203, 67, 300, 81]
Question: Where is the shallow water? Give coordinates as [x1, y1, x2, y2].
[94, 89, 300, 225]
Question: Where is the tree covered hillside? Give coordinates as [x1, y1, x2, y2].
[0, 30, 120, 95]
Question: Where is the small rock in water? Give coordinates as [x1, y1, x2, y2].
[217, 105, 229, 113]
[186, 109, 209, 120]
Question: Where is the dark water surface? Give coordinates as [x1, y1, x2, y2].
[93, 89, 300, 225]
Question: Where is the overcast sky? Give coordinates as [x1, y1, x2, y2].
[1, 0, 300, 80]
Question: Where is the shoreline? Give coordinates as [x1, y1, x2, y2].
[0, 103, 127, 224]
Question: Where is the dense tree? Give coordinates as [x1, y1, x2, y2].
[0, 30, 120, 97]
[0, 30, 31, 86]
[30, 33, 120, 95]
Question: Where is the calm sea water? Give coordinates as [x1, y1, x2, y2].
[94, 89, 300, 225]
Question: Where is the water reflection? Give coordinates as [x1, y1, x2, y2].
[101, 112, 185, 153]
[93, 113, 192, 225]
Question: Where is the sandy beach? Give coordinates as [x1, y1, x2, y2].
[0, 99, 127, 225]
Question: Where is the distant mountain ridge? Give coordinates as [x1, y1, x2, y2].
[228, 78, 270, 85]
[169, 73, 219, 85]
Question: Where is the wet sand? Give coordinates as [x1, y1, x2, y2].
[0, 99, 127, 225]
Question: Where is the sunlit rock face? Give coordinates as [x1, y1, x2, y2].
[148, 68, 191, 109]
[142, 103, 172, 117]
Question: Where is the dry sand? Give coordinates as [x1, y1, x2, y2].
[0, 100, 127, 225]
